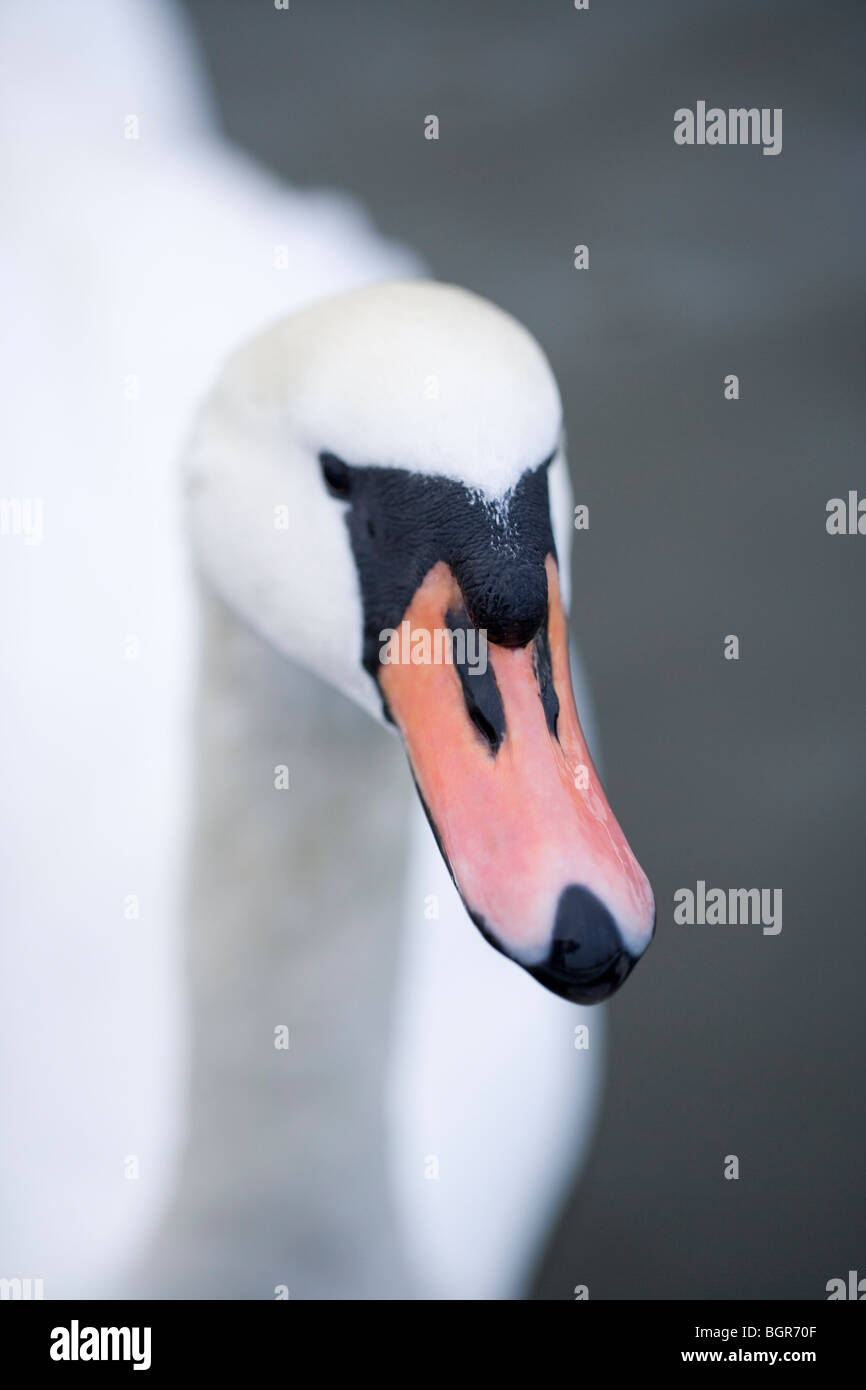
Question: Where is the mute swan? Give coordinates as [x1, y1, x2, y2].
[0, 0, 654, 1300]
[125, 280, 655, 1302]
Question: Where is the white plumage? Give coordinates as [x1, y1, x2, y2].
[0, 0, 602, 1299]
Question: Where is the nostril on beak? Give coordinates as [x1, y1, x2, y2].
[529, 885, 640, 1004]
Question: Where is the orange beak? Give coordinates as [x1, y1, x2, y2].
[378, 556, 655, 1003]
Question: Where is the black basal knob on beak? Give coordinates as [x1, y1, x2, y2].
[456, 554, 549, 649]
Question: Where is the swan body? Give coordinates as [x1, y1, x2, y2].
[174, 280, 613, 1299]
[0, 0, 417, 1296]
[0, 0, 654, 1299]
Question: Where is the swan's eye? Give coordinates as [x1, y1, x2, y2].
[319, 451, 352, 499]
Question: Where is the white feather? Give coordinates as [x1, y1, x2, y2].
[0, 0, 603, 1299]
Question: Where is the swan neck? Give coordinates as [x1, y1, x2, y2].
[156, 582, 416, 1296]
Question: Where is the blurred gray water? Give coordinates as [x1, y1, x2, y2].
[181, 0, 866, 1298]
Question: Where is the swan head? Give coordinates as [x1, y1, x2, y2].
[187, 280, 655, 1003]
